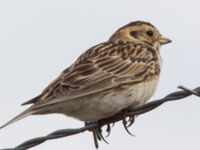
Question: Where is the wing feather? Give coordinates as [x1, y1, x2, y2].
[31, 41, 157, 108]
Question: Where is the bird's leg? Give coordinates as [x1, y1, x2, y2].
[106, 124, 111, 137]
[85, 121, 99, 149]
[121, 109, 135, 136]
[85, 121, 110, 149]
[93, 129, 100, 149]
[96, 126, 109, 144]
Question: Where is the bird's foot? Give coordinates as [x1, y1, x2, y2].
[121, 109, 135, 136]
[85, 121, 113, 149]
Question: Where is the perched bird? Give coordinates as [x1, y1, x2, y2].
[0, 21, 171, 129]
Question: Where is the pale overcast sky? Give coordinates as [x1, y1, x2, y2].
[0, 0, 200, 150]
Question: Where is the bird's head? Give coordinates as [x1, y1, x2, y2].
[109, 21, 171, 50]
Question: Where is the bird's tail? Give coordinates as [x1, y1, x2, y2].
[0, 108, 34, 129]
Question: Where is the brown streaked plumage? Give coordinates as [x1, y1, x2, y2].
[0, 21, 171, 129]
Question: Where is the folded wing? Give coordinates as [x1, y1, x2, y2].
[29, 41, 155, 109]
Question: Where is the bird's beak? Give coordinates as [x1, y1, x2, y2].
[159, 35, 172, 45]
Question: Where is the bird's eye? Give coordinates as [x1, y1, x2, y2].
[146, 30, 154, 36]
[130, 31, 138, 38]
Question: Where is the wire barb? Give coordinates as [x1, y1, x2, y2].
[1, 85, 200, 150]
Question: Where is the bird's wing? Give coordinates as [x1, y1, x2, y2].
[30, 41, 157, 109]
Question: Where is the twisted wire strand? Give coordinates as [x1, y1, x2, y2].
[1, 86, 200, 150]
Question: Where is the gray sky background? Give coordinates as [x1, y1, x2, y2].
[0, 0, 200, 150]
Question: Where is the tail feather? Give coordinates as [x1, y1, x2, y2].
[0, 108, 34, 129]
[21, 94, 42, 106]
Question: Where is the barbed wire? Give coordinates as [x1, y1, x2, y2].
[1, 85, 200, 150]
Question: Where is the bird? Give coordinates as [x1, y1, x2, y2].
[0, 21, 171, 129]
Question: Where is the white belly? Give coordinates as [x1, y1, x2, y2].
[57, 77, 159, 121]
[37, 77, 159, 122]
